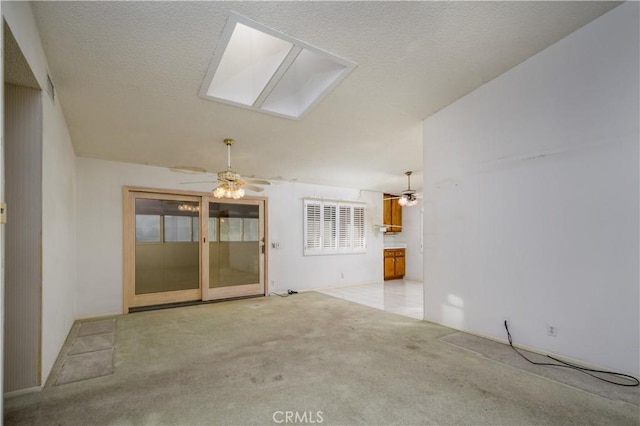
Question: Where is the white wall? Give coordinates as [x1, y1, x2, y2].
[76, 158, 383, 316]
[423, 2, 639, 375]
[41, 90, 76, 380]
[265, 180, 383, 292]
[3, 2, 77, 386]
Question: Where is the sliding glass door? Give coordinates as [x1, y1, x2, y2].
[124, 188, 266, 311]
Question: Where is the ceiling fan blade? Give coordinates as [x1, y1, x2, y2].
[180, 180, 216, 184]
[383, 196, 401, 200]
[169, 166, 207, 174]
[243, 179, 271, 185]
[243, 185, 265, 192]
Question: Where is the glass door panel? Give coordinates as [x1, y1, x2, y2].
[205, 200, 264, 300]
[132, 197, 201, 306]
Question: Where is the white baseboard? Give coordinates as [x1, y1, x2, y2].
[4, 385, 43, 399]
[303, 280, 382, 292]
[74, 311, 121, 321]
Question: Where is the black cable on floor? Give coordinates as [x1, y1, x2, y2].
[269, 289, 298, 298]
[504, 321, 639, 387]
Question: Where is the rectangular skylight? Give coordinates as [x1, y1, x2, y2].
[199, 12, 357, 120]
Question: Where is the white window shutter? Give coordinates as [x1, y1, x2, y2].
[305, 202, 321, 251]
[338, 206, 352, 249]
[323, 204, 337, 250]
[353, 206, 365, 249]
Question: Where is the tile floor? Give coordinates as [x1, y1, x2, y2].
[318, 279, 423, 319]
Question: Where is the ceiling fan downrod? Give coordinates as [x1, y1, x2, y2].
[405, 171, 413, 190]
[224, 138, 234, 170]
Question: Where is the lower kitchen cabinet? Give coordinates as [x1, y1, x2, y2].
[384, 248, 405, 280]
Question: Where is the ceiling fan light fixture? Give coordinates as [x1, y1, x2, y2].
[179, 138, 269, 196]
[398, 171, 419, 207]
[203, 138, 269, 199]
[213, 185, 245, 199]
[398, 195, 418, 207]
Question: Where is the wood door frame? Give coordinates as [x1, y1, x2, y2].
[122, 186, 269, 313]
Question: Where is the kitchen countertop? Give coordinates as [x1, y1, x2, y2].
[384, 244, 407, 249]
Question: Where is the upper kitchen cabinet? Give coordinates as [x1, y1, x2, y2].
[383, 194, 402, 233]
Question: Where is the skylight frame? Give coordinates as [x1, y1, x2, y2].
[199, 12, 357, 120]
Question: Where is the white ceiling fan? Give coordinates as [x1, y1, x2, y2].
[180, 138, 270, 198]
[384, 171, 422, 206]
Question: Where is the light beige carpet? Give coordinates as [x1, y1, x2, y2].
[7, 293, 639, 425]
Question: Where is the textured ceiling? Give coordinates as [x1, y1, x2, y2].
[30, 1, 620, 193]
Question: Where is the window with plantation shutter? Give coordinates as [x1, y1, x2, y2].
[304, 199, 366, 255]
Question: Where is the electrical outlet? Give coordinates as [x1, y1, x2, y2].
[547, 324, 557, 337]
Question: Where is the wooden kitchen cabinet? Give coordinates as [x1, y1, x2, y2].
[383, 194, 402, 233]
[384, 248, 405, 280]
